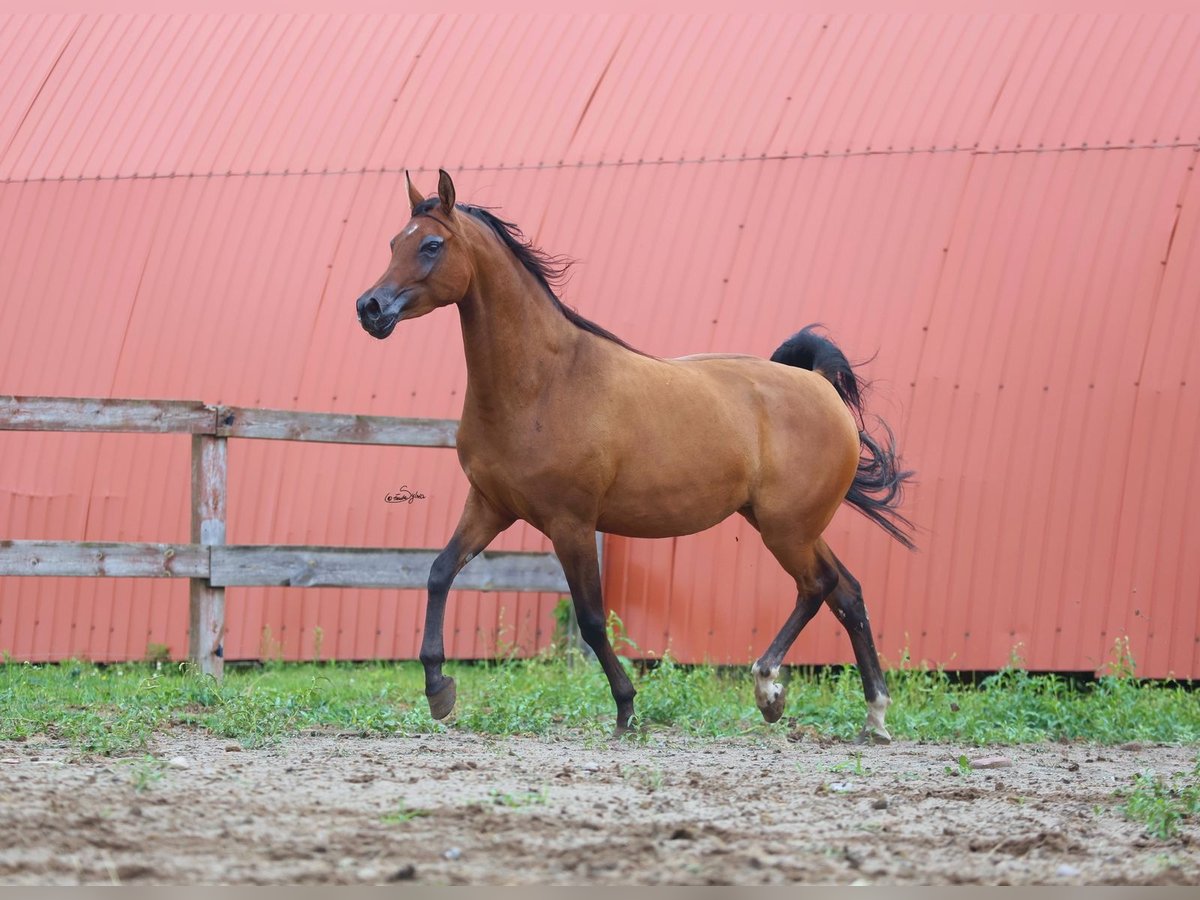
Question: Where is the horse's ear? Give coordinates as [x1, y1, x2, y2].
[437, 169, 456, 216]
[405, 171, 424, 213]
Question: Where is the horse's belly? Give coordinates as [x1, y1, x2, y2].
[596, 455, 749, 539]
[597, 493, 742, 539]
[592, 382, 757, 537]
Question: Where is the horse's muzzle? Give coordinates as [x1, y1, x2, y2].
[357, 289, 410, 339]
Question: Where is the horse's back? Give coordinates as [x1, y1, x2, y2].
[668, 352, 851, 419]
[641, 350, 858, 453]
[585, 349, 858, 534]
[674, 351, 761, 362]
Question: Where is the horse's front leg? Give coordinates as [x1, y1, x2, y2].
[421, 488, 513, 719]
[550, 526, 637, 734]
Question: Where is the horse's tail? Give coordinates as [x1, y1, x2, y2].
[770, 324, 917, 550]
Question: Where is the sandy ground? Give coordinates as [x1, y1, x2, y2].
[0, 728, 1197, 885]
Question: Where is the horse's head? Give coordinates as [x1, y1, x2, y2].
[356, 169, 473, 339]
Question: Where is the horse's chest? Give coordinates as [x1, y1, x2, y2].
[457, 421, 598, 522]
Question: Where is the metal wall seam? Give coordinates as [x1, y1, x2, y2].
[0, 15, 80, 174]
[1111, 154, 1200, 676]
[1, 15, 94, 181]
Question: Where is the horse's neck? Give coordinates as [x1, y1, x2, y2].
[457, 258, 580, 421]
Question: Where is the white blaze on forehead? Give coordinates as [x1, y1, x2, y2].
[401, 222, 420, 237]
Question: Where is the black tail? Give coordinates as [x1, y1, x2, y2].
[771, 325, 916, 550]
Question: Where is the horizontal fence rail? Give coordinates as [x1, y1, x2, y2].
[0, 395, 575, 676]
[207, 546, 568, 592]
[0, 396, 217, 434]
[0, 541, 569, 593]
[0, 396, 459, 446]
[216, 406, 458, 447]
[0, 540, 210, 579]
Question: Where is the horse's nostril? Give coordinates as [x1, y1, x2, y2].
[364, 297, 381, 320]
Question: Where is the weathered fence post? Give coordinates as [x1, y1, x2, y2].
[189, 433, 227, 678]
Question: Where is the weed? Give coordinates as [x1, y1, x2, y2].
[381, 800, 430, 824]
[488, 788, 548, 807]
[829, 751, 869, 777]
[143, 644, 172, 668]
[550, 597, 578, 659]
[258, 626, 284, 663]
[620, 764, 665, 791]
[123, 754, 168, 792]
[606, 610, 638, 656]
[1152, 852, 1184, 871]
[1123, 763, 1200, 840]
[943, 756, 974, 776]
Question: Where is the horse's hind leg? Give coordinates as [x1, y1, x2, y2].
[750, 541, 839, 723]
[751, 535, 892, 742]
[825, 552, 892, 744]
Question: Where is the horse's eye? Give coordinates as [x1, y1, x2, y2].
[421, 238, 443, 257]
[389, 237, 397, 252]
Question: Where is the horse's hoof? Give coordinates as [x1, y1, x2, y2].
[759, 696, 786, 724]
[855, 724, 892, 745]
[752, 663, 785, 723]
[427, 677, 457, 720]
[856, 697, 891, 744]
[612, 716, 638, 738]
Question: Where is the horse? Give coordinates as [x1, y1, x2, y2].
[355, 170, 914, 742]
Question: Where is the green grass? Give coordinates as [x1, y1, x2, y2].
[1121, 760, 1200, 839]
[487, 788, 549, 808]
[122, 753, 170, 791]
[381, 800, 431, 824]
[1, 643, 1198, 756]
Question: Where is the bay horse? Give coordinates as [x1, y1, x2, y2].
[356, 170, 914, 743]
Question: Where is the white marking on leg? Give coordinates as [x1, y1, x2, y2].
[858, 695, 892, 744]
[866, 696, 890, 733]
[752, 662, 782, 708]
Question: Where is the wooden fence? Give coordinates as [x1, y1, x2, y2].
[0, 396, 571, 677]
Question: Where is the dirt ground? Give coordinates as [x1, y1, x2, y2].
[0, 728, 1197, 885]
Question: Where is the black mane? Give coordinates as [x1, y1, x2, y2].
[414, 198, 641, 353]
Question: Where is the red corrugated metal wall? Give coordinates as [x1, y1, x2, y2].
[1, 14, 1198, 676]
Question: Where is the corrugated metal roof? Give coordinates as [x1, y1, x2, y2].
[1, 13, 1198, 677]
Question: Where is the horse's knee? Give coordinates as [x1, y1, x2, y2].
[828, 590, 866, 625]
[826, 583, 874, 639]
[802, 553, 839, 601]
[825, 558, 866, 612]
[427, 551, 458, 595]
